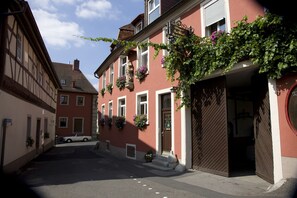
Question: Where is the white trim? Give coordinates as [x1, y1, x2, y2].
[117, 96, 127, 117]
[135, 90, 149, 122]
[108, 101, 113, 118]
[268, 79, 283, 183]
[155, 88, 172, 155]
[180, 91, 192, 168]
[171, 91, 175, 154]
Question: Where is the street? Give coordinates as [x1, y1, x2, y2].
[15, 142, 206, 198]
[13, 142, 296, 198]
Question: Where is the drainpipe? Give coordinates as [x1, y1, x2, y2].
[1, 118, 12, 171]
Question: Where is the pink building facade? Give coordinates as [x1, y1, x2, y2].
[95, 0, 297, 184]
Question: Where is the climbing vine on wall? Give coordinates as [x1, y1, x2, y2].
[81, 12, 297, 108]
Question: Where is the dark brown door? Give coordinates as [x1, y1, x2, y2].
[191, 76, 229, 176]
[161, 94, 171, 153]
[35, 119, 41, 151]
[253, 74, 274, 183]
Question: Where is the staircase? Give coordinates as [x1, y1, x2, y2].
[144, 154, 178, 171]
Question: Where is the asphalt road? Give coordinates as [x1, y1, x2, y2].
[13, 142, 205, 198]
[8, 141, 297, 198]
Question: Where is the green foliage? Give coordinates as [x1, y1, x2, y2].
[81, 12, 297, 109]
[115, 116, 125, 129]
[133, 114, 147, 130]
[100, 88, 105, 96]
[116, 76, 126, 90]
[106, 83, 113, 94]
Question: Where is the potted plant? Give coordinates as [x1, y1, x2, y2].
[135, 65, 148, 82]
[100, 88, 105, 96]
[26, 136, 34, 147]
[144, 150, 153, 162]
[99, 118, 105, 126]
[44, 132, 50, 139]
[106, 83, 113, 94]
[133, 114, 148, 130]
[115, 116, 125, 129]
[116, 76, 126, 90]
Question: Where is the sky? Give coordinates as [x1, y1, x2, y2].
[27, 0, 144, 90]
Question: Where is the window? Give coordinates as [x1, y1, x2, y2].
[59, 117, 68, 128]
[148, 0, 160, 24]
[109, 64, 114, 84]
[26, 116, 31, 138]
[136, 93, 148, 115]
[102, 71, 106, 89]
[203, 0, 226, 36]
[287, 84, 297, 133]
[16, 33, 23, 62]
[108, 102, 113, 118]
[76, 96, 85, 106]
[135, 22, 142, 34]
[138, 44, 148, 69]
[101, 104, 105, 117]
[73, 118, 83, 133]
[118, 97, 126, 117]
[205, 18, 226, 36]
[60, 79, 66, 86]
[120, 56, 127, 77]
[60, 95, 69, 105]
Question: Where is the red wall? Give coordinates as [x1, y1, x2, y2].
[277, 74, 297, 157]
[56, 92, 93, 137]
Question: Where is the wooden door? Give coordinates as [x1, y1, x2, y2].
[191, 76, 229, 176]
[253, 74, 274, 183]
[161, 94, 171, 153]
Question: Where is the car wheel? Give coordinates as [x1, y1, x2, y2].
[83, 138, 88, 142]
[66, 139, 72, 143]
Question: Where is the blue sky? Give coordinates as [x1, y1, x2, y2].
[27, 0, 144, 90]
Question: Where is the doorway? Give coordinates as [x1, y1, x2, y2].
[161, 94, 171, 154]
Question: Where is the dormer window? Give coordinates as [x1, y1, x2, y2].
[135, 22, 143, 34]
[148, 0, 160, 24]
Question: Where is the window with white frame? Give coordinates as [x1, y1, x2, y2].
[60, 79, 66, 86]
[162, 27, 169, 66]
[59, 117, 68, 128]
[138, 44, 148, 69]
[136, 93, 148, 115]
[109, 64, 114, 84]
[135, 22, 142, 34]
[203, 0, 226, 36]
[60, 95, 69, 105]
[102, 71, 106, 89]
[118, 97, 126, 117]
[119, 56, 127, 77]
[16, 33, 23, 62]
[101, 104, 105, 118]
[108, 102, 113, 118]
[76, 96, 85, 106]
[148, 0, 160, 24]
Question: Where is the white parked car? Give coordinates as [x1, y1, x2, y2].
[63, 134, 92, 143]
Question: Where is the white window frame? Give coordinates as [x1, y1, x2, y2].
[101, 104, 105, 118]
[60, 79, 66, 86]
[119, 56, 127, 77]
[108, 101, 113, 119]
[60, 95, 69, 105]
[102, 71, 106, 89]
[135, 21, 143, 34]
[201, 0, 230, 37]
[137, 40, 149, 71]
[117, 96, 126, 117]
[76, 96, 85, 106]
[148, 0, 160, 24]
[59, 117, 68, 128]
[109, 64, 114, 84]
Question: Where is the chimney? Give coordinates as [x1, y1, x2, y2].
[73, 59, 79, 71]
